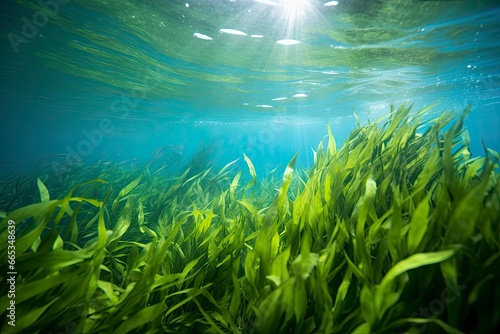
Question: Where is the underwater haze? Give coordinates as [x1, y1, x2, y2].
[0, 0, 499, 175]
[1, 1, 500, 334]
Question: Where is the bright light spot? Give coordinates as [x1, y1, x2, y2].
[251, 34, 264, 38]
[467, 64, 472, 69]
[219, 29, 248, 36]
[185, 3, 189, 7]
[256, 104, 274, 108]
[255, 0, 278, 5]
[276, 0, 319, 43]
[323, 1, 338, 7]
[293, 93, 307, 97]
[282, 0, 309, 18]
[276, 39, 301, 45]
[193, 33, 212, 40]
[272, 97, 288, 101]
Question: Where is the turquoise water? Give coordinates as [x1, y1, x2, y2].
[1, 0, 499, 177]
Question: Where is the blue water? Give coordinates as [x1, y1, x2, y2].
[1, 0, 499, 179]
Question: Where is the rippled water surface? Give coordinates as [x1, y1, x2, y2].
[1, 0, 499, 173]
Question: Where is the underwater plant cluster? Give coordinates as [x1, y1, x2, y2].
[1, 103, 499, 333]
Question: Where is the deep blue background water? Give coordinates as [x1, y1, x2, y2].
[1, 0, 499, 179]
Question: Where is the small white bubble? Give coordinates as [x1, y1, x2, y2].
[185, 3, 189, 8]
[421, 28, 425, 32]
[467, 65, 472, 69]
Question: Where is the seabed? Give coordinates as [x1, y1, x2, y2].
[1, 103, 499, 333]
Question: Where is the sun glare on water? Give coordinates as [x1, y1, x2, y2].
[278, 0, 316, 37]
[254, 0, 325, 41]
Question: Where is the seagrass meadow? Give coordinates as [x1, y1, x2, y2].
[1, 103, 499, 334]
